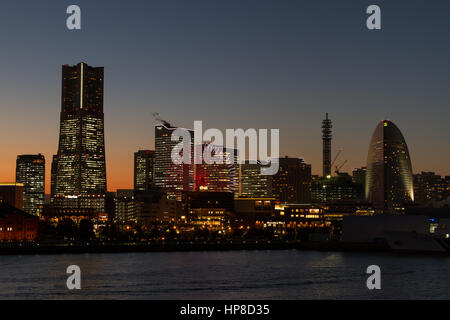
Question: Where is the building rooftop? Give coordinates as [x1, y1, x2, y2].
[0, 183, 24, 187]
[0, 203, 37, 219]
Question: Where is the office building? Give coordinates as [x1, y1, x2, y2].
[134, 150, 155, 191]
[0, 183, 24, 210]
[352, 167, 367, 187]
[183, 191, 234, 231]
[115, 189, 136, 223]
[414, 172, 447, 205]
[239, 161, 272, 198]
[194, 144, 239, 194]
[312, 173, 361, 203]
[16, 154, 45, 216]
[365, 120, 414, 213]
[272, 157, 312, 204]
[154, 122, 194, 201]
[52, 62, 107, 212]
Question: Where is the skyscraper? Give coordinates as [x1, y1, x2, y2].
[154, 122, 194, 201]
[365, 120, 414, 214]
[322, 113, 332, 177]
[134, 150, 155, 191]
[15, 154, 45, 216]
[52, 62, 107, 211]
[194, 144, 239, 194]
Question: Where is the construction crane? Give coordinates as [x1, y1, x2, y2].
[152, 113, 171, 127]
[335, 160, 348, 175]
[331, 148, 344, 171]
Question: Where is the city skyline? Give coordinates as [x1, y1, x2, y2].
[1, 1, 450, 304]
[1, 1, 450, 193]
[0, 60, 449, 194]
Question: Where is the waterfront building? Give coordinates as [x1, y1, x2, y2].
[0, 203, 39, 242]
[41, 205, 102, 224]
[134, 191, 179, 227]
[182, 192, 234, 231]
[255, 204, 327, 236]
[115, 189, 179, 227]
[365, 120, 414, 214]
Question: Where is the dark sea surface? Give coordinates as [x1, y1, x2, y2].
[0, 250, 449, 300]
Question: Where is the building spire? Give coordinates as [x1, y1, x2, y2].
[322, 113, 332, 177]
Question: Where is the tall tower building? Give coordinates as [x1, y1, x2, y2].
[194, 145, 239, 194]
[322, 113, 332, 177]
[15, 154, 45, 216]
[52, 62, 107, 211]
[154, 122, 194, 201]
[365, 120, 414, 214]
[134, 150, 155, 191]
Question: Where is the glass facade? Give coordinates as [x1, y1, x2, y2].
[240, 161, 272, 198]
[365, 120, 414, 214]
[52, 63, 107, 211]
[134, 150, 155, 191]
[154, 123, 194, 201]
[194, 145, 239, 194]
[15, 154, 45, 216]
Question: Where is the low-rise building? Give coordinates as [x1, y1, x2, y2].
[183, 191, 234, 232]
[0, 203, 39, 242]
[41, 205, 104, 224]
[233, 197, 275, 229]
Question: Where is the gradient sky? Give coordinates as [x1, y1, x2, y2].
[0, 0, 449, 193]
